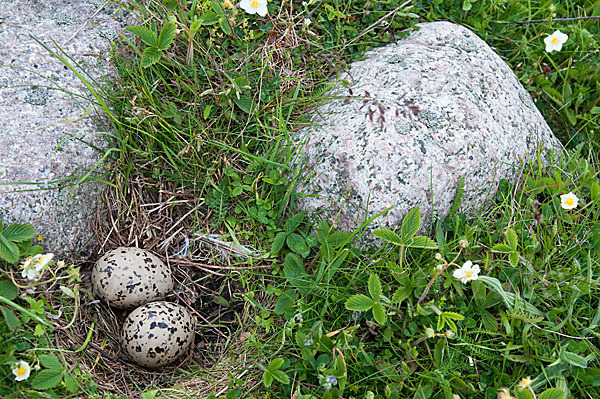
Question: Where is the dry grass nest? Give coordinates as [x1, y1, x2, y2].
[34, 173, 275, 397]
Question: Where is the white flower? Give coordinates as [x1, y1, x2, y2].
[21, 253, 54, 281]
[452, 260, 480, 284]
[544, 30, 568, 52]
[560, 192, 579, 210]
[12, 361, 31, 381]
[303, 18, 311, 28]
[239, 0, 267, 16]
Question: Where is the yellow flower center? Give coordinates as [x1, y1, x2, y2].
[465, 270, 473, 278]
[251, 0, 259, 7]
[566, 197, 574, 205]
[16, 367, 26, 376]
[552, 37, 559, 44]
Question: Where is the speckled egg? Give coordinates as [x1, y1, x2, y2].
[121, 301, 195, 368]
[92, 247, 174, 309]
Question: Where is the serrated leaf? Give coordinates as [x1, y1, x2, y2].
[401, 207, 421, 241]
[492, 243, 513, 253]
[141, 47, 162, 68]
[405, 236, 438, 249]
[283, 253, 309, 292]
[481, 310, 498, 332]
[270, 232, 287, 255]
[31, 369, 63, 390]
[39, 355, 63, 371]
[263, 371, 273, 388]
[538, 388, 565, 399]
[562, 351, 588, 368]
[368, 274, 382, 300]
[0, 306, 21, 332]
[64, 373, 79, 394]
[0, 233, 19, 263]
[157, 21, 176, 50]
[373, 229, 402, 245]
[286, 233, 310, 258]
[372, 303, 386, 325]
[345, 294, 374, 311]
[391, 286, 411, 304]
[3, 223, 35, 242]
[271, 369, 290, 385]
[268, 358, 284, 372]
[442, 311, 464, 320]
[211, 0, 225, 16]
[0, 279, 18, 300]
[235, 76, 251, 88]
[327, 231, 352, 249]
[478, 276, 543, 315]
[126, 25, 158, 47]
[506, 228, 517, 251]
[200, 11, 219, 25]
[284, 214, 303, 233]
[509, 251, 519, 267]
[34, 323, 45, 337]
[220, 18, 232, 35]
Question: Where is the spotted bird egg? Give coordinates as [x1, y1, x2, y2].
[92, 247, 174, 309]
[121, 301, 195, 368]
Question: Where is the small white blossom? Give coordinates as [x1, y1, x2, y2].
[12, 361, 31, 381]
[453, 260, 480, 284]
[21, 253, 54, 281]
[239, 0, 267, 16]
[560, 192, 579, 210]
[544, 30, 568, 52]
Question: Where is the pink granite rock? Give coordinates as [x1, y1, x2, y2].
[294, 22, 563, 239]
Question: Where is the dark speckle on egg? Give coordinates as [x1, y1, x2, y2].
[121, 301, 195, 368]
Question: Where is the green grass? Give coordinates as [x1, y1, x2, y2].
[0, 0, 599, 398]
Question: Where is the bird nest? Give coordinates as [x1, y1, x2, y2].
[46, 173, 272, 397]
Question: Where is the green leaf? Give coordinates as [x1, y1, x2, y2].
[492, 243, 513, 253]
[542, 86, 564, 107]
[0, 279, 18, 300]
[327, 231, 352, 249]
[141, 47, 163, 68]
[515, 387, 535, 399]
[372, 303, 386, 325]
[268, 358, 284, 372]
[3, 223, 35, 242]
[478, 276, 543, 315]
[481, 310, 498, 332]
[270, 232, 287, 255]
[562, 351, 588, 368]
[220, 18, 232, 35]
[286, 233, 310, 258]
[126, 25, 158, 47]
[233, 95, 253, 113]
[211, 0, 225, 16]
[0, 233, 19, 263]
[368, 274, 382, 300]
[345, 294, 374, 311]
[591, 106, 600, 114]
[271, 370, 290, 385]
[64, 374, 79, 394]
[234, 76, 251, 89]
[391, 286, 412, 304]
[538, 388, 565, 399]
[284, 214, 303, 233]
[200, 11, 220, 25]
[404, 236, 438, 249]
[59, 286, 76, 299]
[506, 228, 517, 251]
[31, 369, 63, 390]
[442, 311, 464, 320]
[401, 207, 421, 241]
[0, 306, 21, 332]
[509, 251, 519, 267]
[263, 371, 273, 388]
[157, 21, 176, 50]
[373, 229, 402, 245]
[39, 355, 63, 372]
[283, 253, 309, 292]
[592, 183, 600, 202]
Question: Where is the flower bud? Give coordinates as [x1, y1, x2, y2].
[435, 253, 443, 260]
[459, 239, 469, 248]
[445, 330, 455, 339]
[425, 327, 435, 338]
